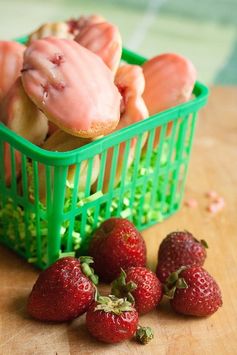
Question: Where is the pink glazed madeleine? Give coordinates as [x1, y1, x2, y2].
[67, 14, 105, 37]
[142, 53, 197, 115]
[27, 22, 73, 45]
[75, 21, 122, 75]
[21, 37, 121, 138]
[100, 64, 148, 191]
[142, 53, 197, 147]
[0, 41, 25, 102]
[1, 77, 48, 146]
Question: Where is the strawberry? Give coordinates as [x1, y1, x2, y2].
[156, 231, 208, 283]
[112, 267, 163, 314]
[86, 295, 139, 343]
[164, 266, 222, 317]
[27, 256, 98, 322]
[89, 218, 147, 283]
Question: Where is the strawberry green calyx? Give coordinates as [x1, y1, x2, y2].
[79, 256, 94, 264]
[200, 239, 208, 249]
[136, 326, 154, 345]
[164, 266, 188, 299]
[193, 236, 208, 249]
[95, 295, 135, 315]
[79, 256, 99, 285]
[111, 269, 137, 304]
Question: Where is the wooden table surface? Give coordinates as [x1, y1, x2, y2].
[1, 86, 237, 355]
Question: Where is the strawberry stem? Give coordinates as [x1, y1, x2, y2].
[164, 266, 188, 299]
[79, 256, 99, 285]
[136, 325, 154, 345]
[95, 295, 135, 315]
[176, 278, 188, 289]
[200, 239, 209, 249]
[111, 268, 137, 304]
[79, 256, 94, 265]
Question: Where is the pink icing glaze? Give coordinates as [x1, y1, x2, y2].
[101, 64, 148, 191]
[115, 65, 148, 128]
[75, 21, 122, 74]
[142, 53, 197, 115]
[0, 41, 25, 103]
[67, 14, 105, 36]
[21, 37, 121, 136]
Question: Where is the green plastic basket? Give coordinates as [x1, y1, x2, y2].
[0, 38, 209, 269]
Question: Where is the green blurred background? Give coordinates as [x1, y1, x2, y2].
[0, 0, 236, 84]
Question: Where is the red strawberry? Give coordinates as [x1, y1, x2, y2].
[164, 266, 222, 317]
[112, 267, 163, 314]
[27, 256, 98, 322]
[86, 295, 138, 343]
[156, 231, 207, 283]
[89, 218, 147, 283]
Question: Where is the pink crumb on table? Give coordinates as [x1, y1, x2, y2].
[206, 190, 219, 199]
[215, 196, 225, 204]
[207, 196, 225, 213]
[184, 198, 198, 208]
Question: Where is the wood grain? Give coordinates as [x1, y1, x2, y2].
[1, 86, 237, 355]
